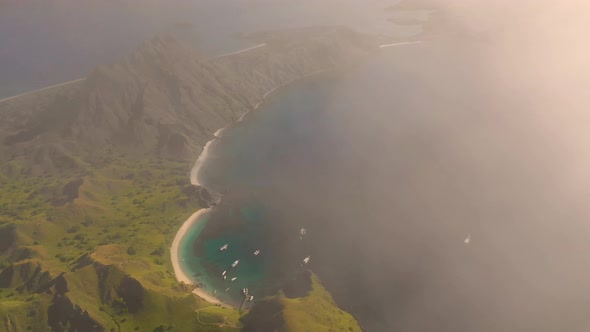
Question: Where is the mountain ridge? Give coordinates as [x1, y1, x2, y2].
[1, 27, 378, 169]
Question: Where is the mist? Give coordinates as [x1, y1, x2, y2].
[0, 0, 590, 332]
[252, 1, 590, 330]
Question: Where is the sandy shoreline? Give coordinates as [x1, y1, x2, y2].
[176, 60, 361, 307]
[189, 138, 217, 187]
[170, 208, 233, 307]
[180, 79, 295, 306]
[189, 84, 273, 186]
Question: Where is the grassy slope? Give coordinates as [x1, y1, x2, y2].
[240, 273, 362, 332]
[0, 149, 361, 331]
[281, 274, 362, 332]
[0, 150, 242, 331]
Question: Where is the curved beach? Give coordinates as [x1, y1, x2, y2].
[170, 208, 232, 307]
[174, 44, 350, 307]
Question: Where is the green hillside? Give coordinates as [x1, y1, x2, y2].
[0, 151, 242, 331]
[0, 152, 362, 331]
[241, 272, 362, 332]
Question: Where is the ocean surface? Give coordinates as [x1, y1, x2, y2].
[178, 35, 570, 331]
[177, 74, 342, 306]
[177, 38, 460, 311]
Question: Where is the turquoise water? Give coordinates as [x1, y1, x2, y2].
[178, 202, 307, 305]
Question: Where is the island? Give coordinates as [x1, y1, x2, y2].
[0, 27, 386, 331]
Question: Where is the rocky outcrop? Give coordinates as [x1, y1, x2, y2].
[47, 294, 104, 332]
[0, 224, 17, 253]
[0, 253, 152, 331]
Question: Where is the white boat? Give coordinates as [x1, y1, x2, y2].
[254, 250, 260, 256]
[222, 270, 227, 276]
[231, 277, 237, 282]
[223, 275, 227, 280]
[220, 244, 228, 251]
[242, 288, 248, 295]
[213, 290, 217, 295]
[303, 256, 310, 265]
[248, 295, 254, 301]
[225, 287, 230, 292]
[232, 260, 240, 268]
[464, 234, 471, 245]
[300, 228, 307, 236]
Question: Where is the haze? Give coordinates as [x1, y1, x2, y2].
[259, 0, 590, 330]
[1, 0, 590, 331]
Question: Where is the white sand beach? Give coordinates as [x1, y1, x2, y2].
[170, 208, 233, 307]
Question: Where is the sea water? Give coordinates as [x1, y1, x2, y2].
[177, 38, 458, 311]
[178, 74, 338, 305]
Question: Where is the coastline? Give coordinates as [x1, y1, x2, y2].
[190, 67, 330, 187]
[0, 78, 86, 104]
[175, 41, 398, 306]
[181, 71, 328, 306]
[170, 208, 233, 307]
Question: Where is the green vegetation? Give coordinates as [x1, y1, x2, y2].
[0, 150, 363, 331]
[0, 150, 363, 330]
[0, 150, 243, 331]
[0, 28, 378, 330]
[281, 274, 362, 332]
[241, 273, 362, 332]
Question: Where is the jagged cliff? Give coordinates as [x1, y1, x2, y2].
[0, 251, 204, 332]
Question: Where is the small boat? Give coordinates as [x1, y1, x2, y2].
[213, 290, 217, 295]
[222, 270, 227, 276]
[248, 295, 254, 301]
[300, 228, 307, 236]
[223, 275, 227, 280]
[231, 260, 240, 268]
[464, 234, 471, 245]
[253, 250, 260, 256]
[220, 244, 228, 251]
[225, 287, 230, 292]
[231, 277, 237, 282]
[303, 256, 310, 265]
[242, 288, 248, 295]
